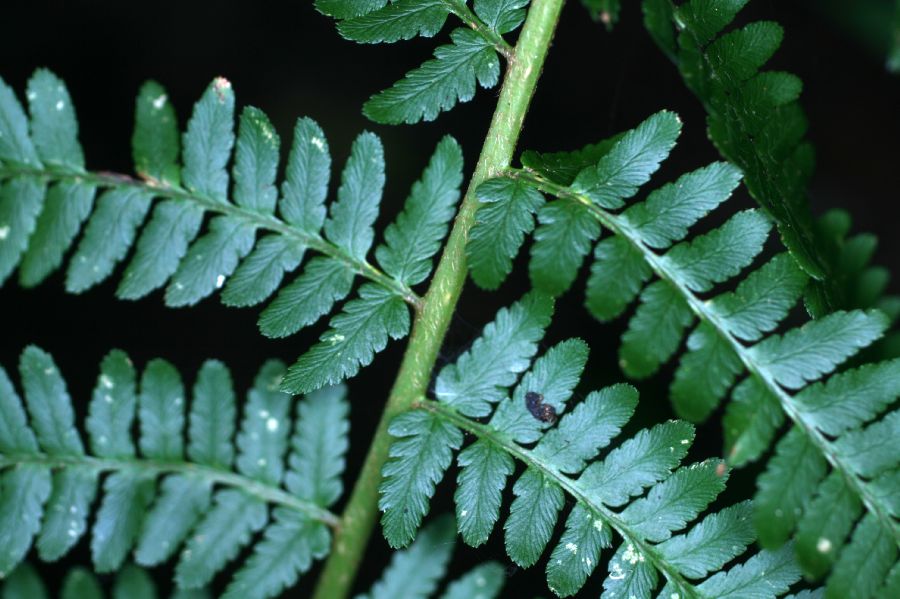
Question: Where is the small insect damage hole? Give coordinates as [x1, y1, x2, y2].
[525, 391, 557, 424]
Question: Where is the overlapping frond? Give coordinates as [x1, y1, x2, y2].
[464, 111, 900, 596]
[0, 71, 465, 394]
[358, 515, 505, 599]
[379, 292, 816, 598]
[316, 0, 524, 124]
[640, 0, 825, 281]
[0, 347, 349, 598]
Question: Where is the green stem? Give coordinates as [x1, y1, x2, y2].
[0, 453, 340, 527]
[511, 167, 900, 545]
[311, 1, 566, 597]
[0, 165, 419, 306]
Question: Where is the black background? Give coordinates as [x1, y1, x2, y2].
[2, 0, 899, 596]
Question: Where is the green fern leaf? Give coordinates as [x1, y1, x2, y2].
[324, 132, 385, 260]
[454, 440, 513, 547]
[219, 235, 305, 307]
[434, 291, 553, 416]
[222, 509, 330, 599]
[18, 181, 96, 287]
[376, 135, 463, 285]
[794, 473, 862, 579]
[0, 466, 51, 576]
[826, 514, 898, 599]
[475, 0, 529, 34]
[359, 514, 506, 599]
[656, 501, 756, 578]
[505, 468, 564, 567]
[182, 78, 234, 201]
[641, 0, 828, 279]
[116, 199, 204, 299]
[137, 359, 184, 460]
[1, 562, 211, 599]
[0, 73, 469, 394]
[749, 310, 888, 389]
[379, 411, 463, 547]
[316, 0, 388, 19]
[529, 198, 601, 296]
[0, 77, 40, 165]
[379, 296, 810, 598]
[26, 69, 83, 168]
[520, 133, 622, 185]
[338, 1, 451, 43]
[91, 472, 156, 572]
[619, 281, 693, 379]
[257, 256, 354, 338]
[467, 177, 545, 289]
[61, 568, 103, 599]
[233, 107, 279, 213]
[0, 348, 347, 596]
[86, 350, 138, 458]
[0, 179, 45, 286]
[696, 545, 801, 598]
[132, 80, 181, 186]
[281, 283, 410, 394]
[363, 515, 456, 599]
[286, 384, 349, 507]
[113, 564, 156, 599]
[438, 562, 505, 599]
[569, 110, 680, 210]
[322, 0, 520, 124]
[462, 107, 900, 593]
[3, 563, 45, 599]
[364, 28, 501, 124]
[585, 236, 651, 321]
[135, 475, 210, 567]
[278, 117, 330, 231]
[66, 188, 153, 293]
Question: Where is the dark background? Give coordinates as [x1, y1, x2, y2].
[2, 0, 899, 596]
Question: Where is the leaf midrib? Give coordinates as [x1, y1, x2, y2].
[0, 451, 339, 528]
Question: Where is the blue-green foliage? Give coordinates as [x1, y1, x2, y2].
[379, 294, 812, 598]
[358, 515, 505, 599]
[317, 0, 526, 124]
[641, 0, 900, 324]
[0, 347, 349, 598]
[0, 71, 465, 395]
[0, 562, 209, 599]
[464, 110, 900, 597]
[640, 0, 825, 281]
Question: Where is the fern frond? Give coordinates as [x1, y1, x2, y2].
[359, 515, 505, 599]
[379, 293, 816, 598]
[0, 71, 466, 394]
[641, 0, 900, 322]
[1, 562, 210, 599]
[319, 0, 519, 124]
[639, 0, 824, 280]
[0, 347, 349, 597]
[464, 111, 900, 595]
